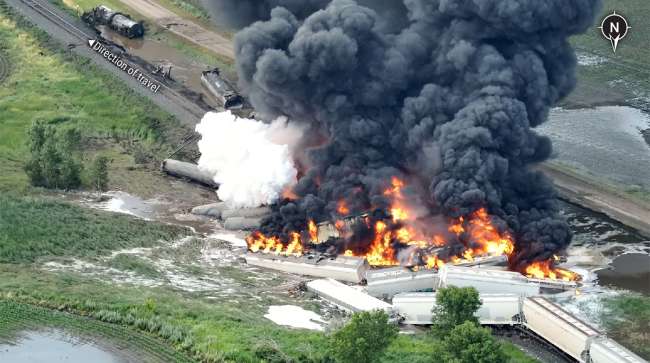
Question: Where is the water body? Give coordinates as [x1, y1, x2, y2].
[539, 106, 650, 188]
[0, 330, 126, 363]
[596, 253, 650, 294]
[561, 201, 650, 295]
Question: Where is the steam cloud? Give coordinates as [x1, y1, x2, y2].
[195, 111, 299, 208]
[229, 0, 601, 269]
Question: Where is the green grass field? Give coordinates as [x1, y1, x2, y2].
[0, 194, 185, 263]
[108, 254, 164, 279]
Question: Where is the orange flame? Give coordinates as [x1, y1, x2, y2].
[247, 232, 304, 257]
[453, 208, 515, 260]
[282, 188, 299, 201]
[247, 176, 579, 280]
[308, 220, 318, 243]
[337, 200, 350, 215]
[365, 221, 397, 266]
[425, 255, 445, 269]
[384, 176, 404, 198]
[525, 259, 580, 281]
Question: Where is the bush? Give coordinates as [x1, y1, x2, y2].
[24, 120, 83, 189]
[440, 322, 506, 363]
[431, 286, 481, 337]
[330, 310, 398, 363]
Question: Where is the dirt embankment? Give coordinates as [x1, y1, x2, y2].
[117, 0, 234, 60]
[540, 164, 650, 238]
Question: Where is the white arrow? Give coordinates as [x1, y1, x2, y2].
[88, 39, 96, 47]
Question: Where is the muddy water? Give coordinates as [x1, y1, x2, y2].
[596, 253, 650, 294]
[562, 201, 650, 295]
[0, 330, 126, 363]
[98, 26, 209, 94]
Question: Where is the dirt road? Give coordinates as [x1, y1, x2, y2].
[118, 0, 234, 60]
[541, 164, 650, 238]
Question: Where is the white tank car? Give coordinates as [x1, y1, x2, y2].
[392, 292, 521, 326]
[589, 336, 647, 363]
[523, 296, 600, 363]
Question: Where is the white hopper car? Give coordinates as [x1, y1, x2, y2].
[392, 292, 521, 326]
[245, 253, 368, 283]
[522, 296, 647, 363]
[439, 265, 540, 296]
[522, 296, 600, 362]
[307, 278, 392, 313]
[589, 336, 647, 363]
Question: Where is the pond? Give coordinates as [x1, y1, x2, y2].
[0, 330, 127, 363]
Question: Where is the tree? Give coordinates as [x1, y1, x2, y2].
[89, 155, 110, 192]
[431, 286, 481, 337]
[330, 310, 398, 363]
[441, 321, 506, 363]
[25, 121, 83, 190]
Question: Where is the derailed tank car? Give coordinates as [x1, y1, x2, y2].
[83, 5, 144, 39]
[201, 68, 244, 110]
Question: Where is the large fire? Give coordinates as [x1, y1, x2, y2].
[246, 177, 579, 281]
[525, 258, 578, 282]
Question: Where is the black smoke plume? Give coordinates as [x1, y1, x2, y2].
[204, 0, 407, 31]
[232, 0, 601, 269]
[204, 0, 329, 29]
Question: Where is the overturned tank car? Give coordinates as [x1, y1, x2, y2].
[83, 5, 144, 39]
[201, 68, 244, 110]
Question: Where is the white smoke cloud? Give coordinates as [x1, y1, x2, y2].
[195, 111, 299, 208]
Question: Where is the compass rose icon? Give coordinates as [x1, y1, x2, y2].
[598, 11, 630, 53]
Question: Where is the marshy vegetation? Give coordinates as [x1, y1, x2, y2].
[0, 194, 185, 263]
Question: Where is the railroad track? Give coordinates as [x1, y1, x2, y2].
[15, 0, 208, 121]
